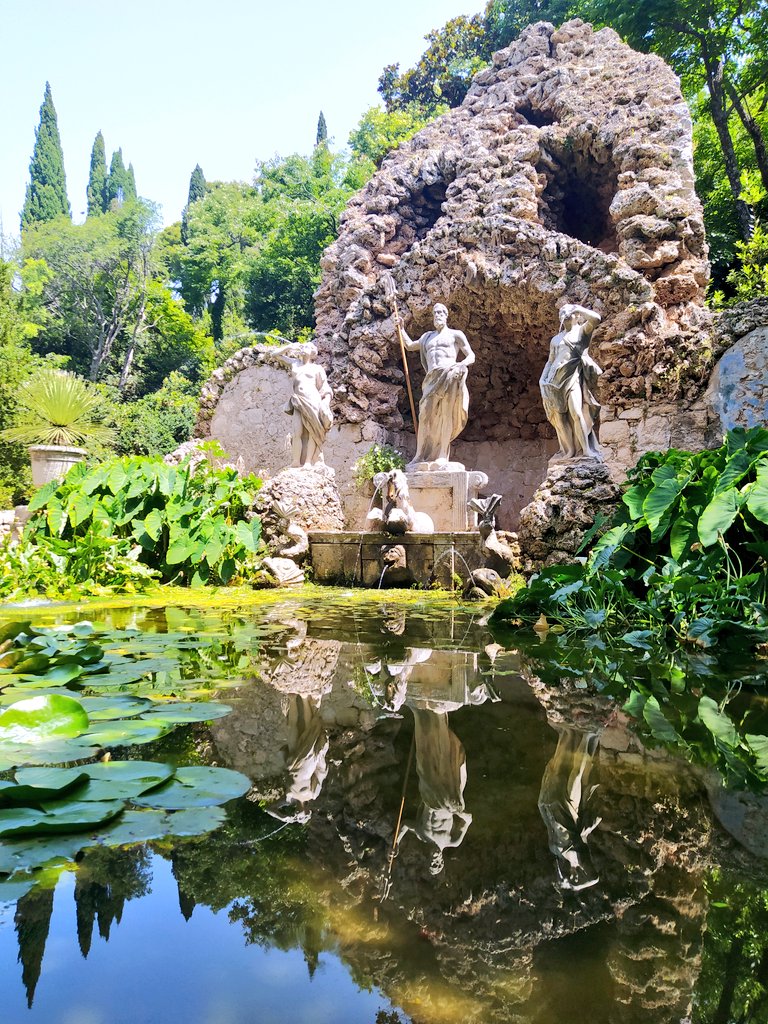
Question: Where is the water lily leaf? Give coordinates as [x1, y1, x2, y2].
[134, 766, 250, 809]
[77, 695, 154, 720]
[5, 767, 90, 803]
[698, 696, 739, 748]
[642, 696, 680, 743]
[0, 800, 125, 837]
[163, 806, 227, 836]
[0, 876, 37, 902]
[0, 621, 32, 645]
[0, 695, 89, 743]
[76, 719, 170, 747]
[0, 834, 85, 876]
[140, 701, 232, 725]
[0, 738, 98, 772]
[77, 760, 174, 800]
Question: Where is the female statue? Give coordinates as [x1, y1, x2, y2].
[272, 342, 333, 467]
[539, 304, 603, 459]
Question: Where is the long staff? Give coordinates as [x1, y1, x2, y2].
[382, 272, 418, 437]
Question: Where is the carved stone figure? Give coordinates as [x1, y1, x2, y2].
[394, 304, 475, 470]
[539, 304, 603, 460]
[272, 342, 333, 467]
[368, 468, 435, 534]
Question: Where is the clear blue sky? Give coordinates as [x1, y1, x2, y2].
[1, 0, 481, 235]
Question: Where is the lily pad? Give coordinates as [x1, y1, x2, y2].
[76, 760, 174, 800]
[3, 767, 90, 804]
[0, 799, 125, 837]
[134, 766, 250, 809]
[140, 701, 232, 725]
[77, 695, 154, 720]
[0, 833, 86, 876]
[0, 694, 89, 743]
[75, 719, 171, 747]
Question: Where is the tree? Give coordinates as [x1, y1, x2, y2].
[349, 103, 444, 168]
[104, 148, 136, 209]
[86, 131, 108, 217]
[316, 111, 328, 147]
[21, 82, 70, 231]
[181, 164, 206, 245]
[378, 15, 492, 114]
[22, 201, 160, 384]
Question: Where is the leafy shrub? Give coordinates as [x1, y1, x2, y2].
[101, 372, 200, 457]
[352, 443, 406, 487]
[493, 428, 768, 651]
[0, 455, 263, 598]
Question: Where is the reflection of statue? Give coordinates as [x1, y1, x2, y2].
[394, 304, 475, 470]
[273, 342, 333, 467]
[539, 304, 603, 460]
[537, 726, 601, 891]
[267, 694, 329, 824]
[398, 707, 472, 873]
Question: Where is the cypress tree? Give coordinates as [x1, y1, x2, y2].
[315, 111, 328, 147]
[181, 164, 206, 244]
[127, 163, 137, 201]
[104, 148, 131, 208]
[86, 131, 108, 216]
[21, 82, 70, 230]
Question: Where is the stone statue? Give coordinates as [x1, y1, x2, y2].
[539, 304, 603, 460]
[272, 342, 333, 467]
[368, 469, 435, 534]
[394, 303, 475, 470]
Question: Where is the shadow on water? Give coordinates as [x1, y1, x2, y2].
[3, 593, 768, 1023]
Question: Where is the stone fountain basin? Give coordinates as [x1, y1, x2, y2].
[309, 530, 484, 588]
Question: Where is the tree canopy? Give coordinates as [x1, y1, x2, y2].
[21, 83, 70, 231]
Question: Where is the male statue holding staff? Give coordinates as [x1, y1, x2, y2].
[393, 303, 475, 470]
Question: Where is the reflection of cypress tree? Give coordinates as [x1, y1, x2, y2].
[15, 887, 54, 1008]
[74, 847, 151, 956]
[171, 850, 197, 921]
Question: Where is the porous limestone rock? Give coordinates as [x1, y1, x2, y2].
[517, 458, 621, 568]
[315, 20, 710, 457]
[256, 465, 344, 534]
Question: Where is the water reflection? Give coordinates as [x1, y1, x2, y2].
[537, 727, 601, 891]
[3, 596, 768, 1024]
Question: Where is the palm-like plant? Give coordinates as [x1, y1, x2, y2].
[0, 369, 114, 447]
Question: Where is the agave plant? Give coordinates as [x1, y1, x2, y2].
[0, 369, 114, 447]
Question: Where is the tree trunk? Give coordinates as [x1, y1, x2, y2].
[725, 77, 768, 195]
[703, 49, 753, 242]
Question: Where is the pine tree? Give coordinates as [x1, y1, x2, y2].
[21, 82, 70, 230]
[315, 111, 328, 147]
[86, 131, 108, 216]
[181, 164, 206, 244]
[104, 148, 132, 208]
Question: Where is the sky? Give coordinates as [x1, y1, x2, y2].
[1, 0, 481, 235]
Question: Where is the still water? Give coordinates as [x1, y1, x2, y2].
[1, 591, 767, 1024]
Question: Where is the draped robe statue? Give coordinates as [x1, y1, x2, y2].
[394, 304, 475, 470]
[273, 342, 333, 467]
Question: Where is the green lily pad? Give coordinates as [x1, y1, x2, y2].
[0, 694, 89, 743]
[76, 719, 170, 748]
[0, 738, 98, 772]
[134, 766, 250, 809]
[0, 799, 125, 837]
[0, 833, 86, 876]
[0, 876, 37, 902]
[75, 760, 174, 800]
[140, 701, 232, 725]
[77, 696, 154, 720]
[2, 767, 90, 804]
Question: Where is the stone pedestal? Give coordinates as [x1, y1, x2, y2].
[405, 469, 488, 532]
[517, 458, 620, 569]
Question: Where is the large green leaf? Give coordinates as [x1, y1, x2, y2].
[698, 696, 738, 748]
[0, 695, 89, 743]
[643, 479, 683, 537]
[4, 767, 89, 803]
[134, 766, 250, 809]
[0, 800, 124, 837]
[698, 487, 744, 547]
[642, 696, 680, 744]
[78, 760, 174, 800]
[140, 701, 232, 725]
[76, 719, 170, 747]
[77, 695, 154, 720]
[746, 464, 768, 525]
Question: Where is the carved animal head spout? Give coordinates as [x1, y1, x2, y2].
[469, 494, 503, 539]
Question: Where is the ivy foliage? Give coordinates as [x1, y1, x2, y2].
[0, 456, 263, 598]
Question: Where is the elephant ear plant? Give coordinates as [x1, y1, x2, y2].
[0, 368, 113, 486]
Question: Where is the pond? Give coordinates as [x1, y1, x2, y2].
[1, 590, 768, 1024]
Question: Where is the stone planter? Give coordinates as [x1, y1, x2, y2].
[29, 445, 87, 487]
